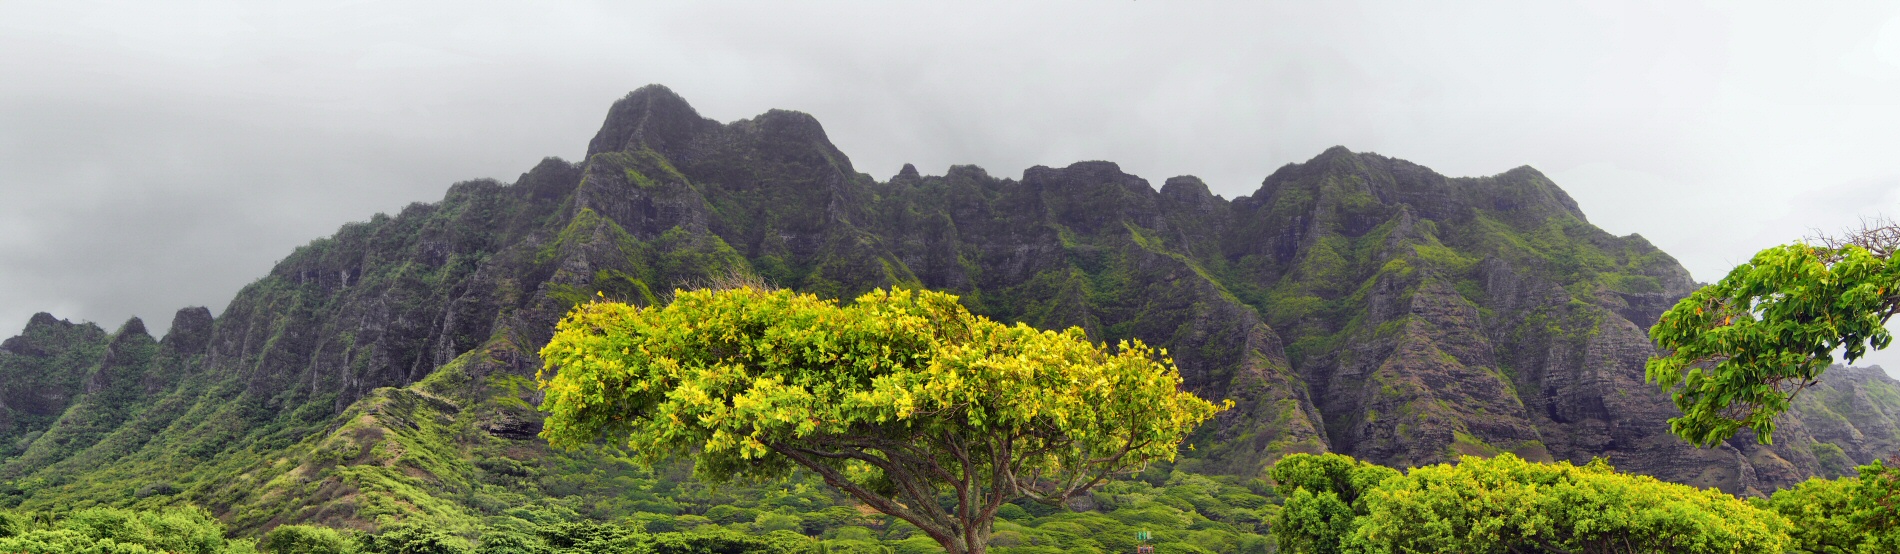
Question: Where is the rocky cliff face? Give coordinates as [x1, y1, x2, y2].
[0, 314, 108, 460]
[2, 85, 1897, 526]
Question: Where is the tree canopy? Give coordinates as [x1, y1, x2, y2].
[0, 506, 247, 554]
[535, 286, 1224, 554]
[1269, 453, 1791, 554]
[1266, 453, 1398, 554]
[1647, 233, 1900, 446]
[1761, 457, 1900, 554]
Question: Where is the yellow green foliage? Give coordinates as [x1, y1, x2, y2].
[1266, 454, 1398, 554]
[0, 506, 257, 554]
[537, 286, 1224, 553]
[262, 524, 352, 554]
[1270, 453, 1792, 554]
[1349, 454, 1788, 553]
[1762, 457, 1900, 553]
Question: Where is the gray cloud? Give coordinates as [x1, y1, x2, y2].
[5, 1, 1900, 369]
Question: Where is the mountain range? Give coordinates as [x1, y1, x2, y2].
[4, 84, 1898, 533]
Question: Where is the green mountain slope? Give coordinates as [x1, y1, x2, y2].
[3, 85, 1897, 533]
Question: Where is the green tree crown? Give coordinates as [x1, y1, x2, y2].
[1648, 242, 1900, 446]
[1270, 453, 1792, 554]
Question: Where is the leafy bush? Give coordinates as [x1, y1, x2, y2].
[0, 507, 252, 554]
[643, 528, 811, 553]
[262, 524, 354, 554]
[357, 524, 472, 554]
[705, 505, 759, 525]
[473, 531, 548, 554]
[1267, 453, 1399, 554]
[1269, 453, 1793, 553]
[1761, 457, 1900, 553]
[533, 521, 629, 550]
[753, 512, 802, 534]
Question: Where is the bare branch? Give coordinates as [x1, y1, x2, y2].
[1808, 216, 1900, 260]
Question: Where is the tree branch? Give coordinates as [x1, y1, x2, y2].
[792, 439, 960, 530]
[766, 441, 955, 544]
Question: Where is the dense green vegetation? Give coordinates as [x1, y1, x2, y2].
[8, 452, 1900, 553]
[0, 506, 258, 553]
[1760, 456, 1900, 554]
[0, 463, 1280, 553]
[1268, 452, 1900, 554]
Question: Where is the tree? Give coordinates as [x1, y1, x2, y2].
[536, 286, 1224, 554]
[1760, 455, 1900, 554]
[1647, 221, 1900, 446]
[0, 511, 20, 538]
[1341, 454, 1790, 554]
[0, 507, 244, 554]
[356, 524, 472, 554]
[1267, 454, 1398, 554]
[1853, 457, 1900, 550]
[262, 524, 353, 554]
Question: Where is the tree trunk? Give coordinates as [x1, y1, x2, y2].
[952, 515, 989, 554]
[936, 537, 978, 554]
[930, 525, 985, 554]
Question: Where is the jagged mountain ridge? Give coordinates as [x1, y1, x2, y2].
[3, 85, 1899, 530]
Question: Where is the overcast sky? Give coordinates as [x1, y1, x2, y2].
[5, 1, 1900, 369]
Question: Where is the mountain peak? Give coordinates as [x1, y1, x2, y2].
[25, 312, 63, 330]
[891, 163, 922, 185]
[585, 84, 719, 160]
[164, 307, 214, 355]
[113, 317, 148, 340]
[738, 109, 836, 150]
[1481, 164, 1584, 221]
[1161, 175, 1213, 199]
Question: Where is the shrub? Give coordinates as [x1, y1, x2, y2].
[263, 524, 354, 554]
[356, 524, 471, 554]
[473, 531, 547, 554]
[1347, 454, 1790, 553]
[0, 507, 237, 554]
[753, 512, 802, 534]
[1761, 457, 1900, 553]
